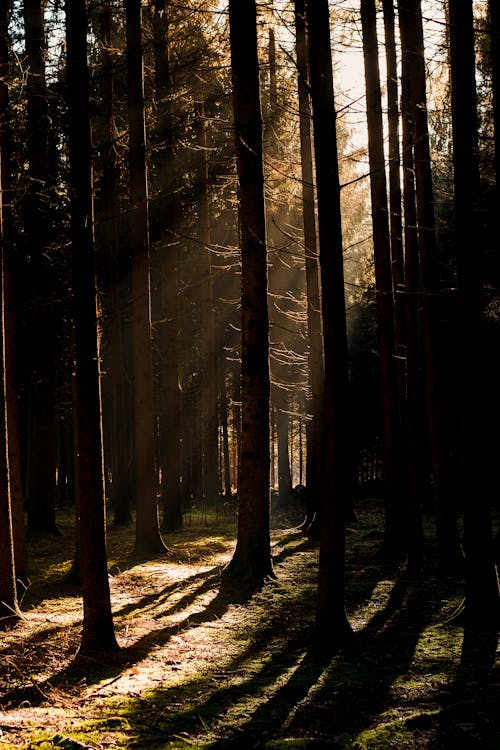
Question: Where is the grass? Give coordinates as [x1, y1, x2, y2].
[0, 499, 498, 749]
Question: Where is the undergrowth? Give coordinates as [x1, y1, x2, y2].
[0, 499, 498, 749]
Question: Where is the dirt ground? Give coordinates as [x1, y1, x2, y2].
[0, 499, 498, 749]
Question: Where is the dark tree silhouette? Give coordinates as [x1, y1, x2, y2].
[306, 0, 353, 644]
[0, 0, 21, 626]
[23, 0, 59, 537]
[449, 0, 500, 625]
[126, 0, 168, 555]
[65, 0, 119, 654]
[361, 0, 404, 562]
[224, 0, 274, 585]
[294, 0, 323, 533]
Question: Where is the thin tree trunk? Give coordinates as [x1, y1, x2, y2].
[126, 0, 167, 555]
[97, 2, 133, 527]
[151, 0, 183, 532]
[65, 0, 119, 654]
[0, 0, 27, 584]
[449, 0, 500, 625]
[361, 0, 405, 561]
[294, 0, 323, 532]
[306, 0, 353, 644]
[23, 0, 58, 538]
[400, 39, 425, 573]
[399, 0, 463, 573]
[0, 1, 21, 624]
[196, 98, 219, 507]
[224, 0, 274, 586]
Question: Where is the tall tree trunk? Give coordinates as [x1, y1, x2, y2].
[97, 1, 133, 527]
[361, 0, 405, 561]
[399, 0, 463, 573]
[400, 37, 425, 573]
[151, 0, 183, 532]
[294, 0, 323, 532]
[0, 0, 21, 624]
[65, 0, 119, 654]
[306, 0, 353, 644]
[126, 0, 167, 555]
[224, 0, 274, 585]
[0, 0, 27, 584]
[449, 0, 500, 625]
[196, 98, 219, 507]
[23, 0, 58, 537]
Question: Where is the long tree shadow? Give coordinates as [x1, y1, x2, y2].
[200, 577, 441, 747]
[0, 566, 263, 709]
[432, 622, 499, 749]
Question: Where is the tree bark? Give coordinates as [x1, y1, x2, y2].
[399, 0, 463, 573]
[306, 0, 353, 644]
[65, 0, 119, 654]
[126, 0, 167, 555]
[224, 0, 274, 586]
[96, 1, 133, 528]
[294, 0, 323, 532]
[361, 0, 405, 562]
[151, 0, 183, 532]
[449, 0, 500, 624]
[23, 0, 59, 537]
[0, 0, 21, 625]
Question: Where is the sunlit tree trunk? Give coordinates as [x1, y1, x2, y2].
[0, 1, 21, 625]
[224, 0, 274, 585]
[399, 0, 463, 574]
[306, 0, 353, 644]
[361, 0, 405, 562]
[65, 0, 119, 654]
[151, 0, 183, 532]
[449, 0, 500, 624]
[126, 0, 167, 554]
[23, 0, 58, 537]
[294, 0, 323, 533]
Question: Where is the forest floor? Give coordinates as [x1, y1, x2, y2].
[0, 498, 498, 749]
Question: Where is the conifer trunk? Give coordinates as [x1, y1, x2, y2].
[306, 0, 353, 644]
[224, 0, 273, 585]
[0, 1, 21, 624]
[126, 0, 167, 554]
[449, 0, 500, 624]
[65, 0, 118, 653]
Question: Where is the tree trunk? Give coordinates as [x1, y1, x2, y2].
[224, 0, 274, 586]
[361, 0, 405, 561]
[195, 98, 219, 508]
[400, 37, 425, 574]
[23, 0, 58, 538]
[65, 0, 119, 654]
[0, 0, 27, 584]
[126, 0, 167, 555]
[306, 0, 353, 645]
[151, 0, 183, 532]
[294, 0, 323, 532]
[0, 0, 21, 625]
[399, 0, 463, 574]
[449, 0, 500, 625]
